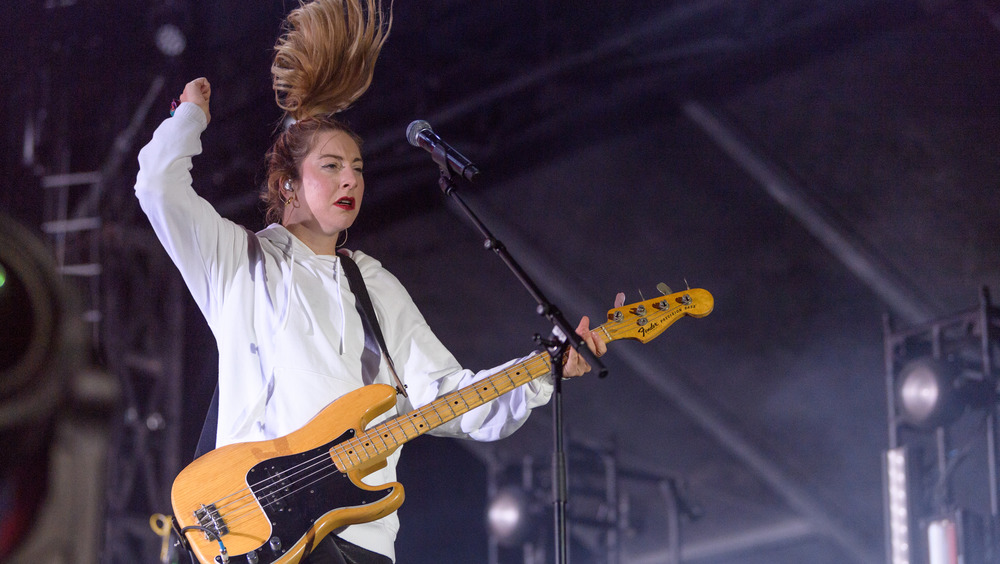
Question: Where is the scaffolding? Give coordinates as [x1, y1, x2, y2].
[31, 2, 186, 560]
[882, 287, 1000, 564]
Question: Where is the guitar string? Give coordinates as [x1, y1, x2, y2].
[195, 316, 623, 529]
[247, 354, 557, 515]
[214, 352, 558, 532]
[218, 454, 342, 529]
[188, 300, 693, 539]
[196, 320, 623, 532]
[206, 352, 558, 532]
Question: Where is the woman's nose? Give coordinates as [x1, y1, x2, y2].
[341, 169, 357, 189]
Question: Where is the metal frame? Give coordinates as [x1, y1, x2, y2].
[882, 286, 1000, 564]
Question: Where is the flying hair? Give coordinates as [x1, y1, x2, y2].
[272, 0, 392, 120]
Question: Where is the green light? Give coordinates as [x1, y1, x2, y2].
[0, 263, 6, 289]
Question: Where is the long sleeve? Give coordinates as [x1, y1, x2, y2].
[134, 102, 250, 327]
[354, 252, 554, 442]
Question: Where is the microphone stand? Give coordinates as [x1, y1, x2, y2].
[430, 146, 607, 564]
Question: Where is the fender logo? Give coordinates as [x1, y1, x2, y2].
[638, 320, 661, 338]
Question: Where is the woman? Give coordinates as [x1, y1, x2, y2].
[135, 1, 604, 562]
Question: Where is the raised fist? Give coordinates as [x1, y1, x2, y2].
[179, 77, 211, 124]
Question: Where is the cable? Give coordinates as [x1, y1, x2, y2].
[180, 525, 229, 563]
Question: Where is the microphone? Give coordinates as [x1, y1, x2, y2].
[406, 120, 480, 181]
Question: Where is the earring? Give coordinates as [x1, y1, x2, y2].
[336, 229, 349, 248]
[281, 180, 296, 206]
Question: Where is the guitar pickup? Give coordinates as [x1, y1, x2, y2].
[255, 464, 293, 513]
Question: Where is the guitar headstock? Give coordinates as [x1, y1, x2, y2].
[602, 287, 714, 344]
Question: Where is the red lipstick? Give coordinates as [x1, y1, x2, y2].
[334, 197, 355, 210]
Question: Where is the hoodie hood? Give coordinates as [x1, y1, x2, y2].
[257, 223, 348, 354]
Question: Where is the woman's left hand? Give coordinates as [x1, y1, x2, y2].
[562, 316, 607, 378]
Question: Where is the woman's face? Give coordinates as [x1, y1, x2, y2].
[287, 129, 364, 239]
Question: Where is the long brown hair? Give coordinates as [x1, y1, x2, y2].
[262, 0, 391, 224]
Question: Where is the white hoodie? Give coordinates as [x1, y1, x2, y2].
[135, 102, 554, 560]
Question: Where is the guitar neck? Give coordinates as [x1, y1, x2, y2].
[327, 286, 714, 473]
[329, 326, 614, 472]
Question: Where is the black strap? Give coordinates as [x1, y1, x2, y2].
[194, 384, 220, 459]
[338, 250, 407, 398]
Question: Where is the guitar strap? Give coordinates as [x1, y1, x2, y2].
[337, 249, 408, 398]
[194, 249, 406, 459]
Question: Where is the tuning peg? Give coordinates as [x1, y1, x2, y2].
[656, 282, 672, 296]
[614, 292, 625, 308]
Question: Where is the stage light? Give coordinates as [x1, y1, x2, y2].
[0, 215, 84, 560]
[154, 23, 186, 57]
[0, 218, 73, 421]
[884, 446, 918, 564]
[149, 4, 189, 58]
[927, 510, 985, 564]
[926, 516, 955, 564]
[486, 486, 535, 547]
[895, 357, 964, 430]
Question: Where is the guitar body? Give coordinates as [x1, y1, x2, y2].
[171, 384, 406, 564]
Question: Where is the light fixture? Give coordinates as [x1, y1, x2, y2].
[927, 510, 985, 564]
[154, 23, 186, 57]
[926, 515, 956, 564]
[0, 217, 76, 425]
[0, 214, 85, 559]
[884, 446, 919, 564]
[149, 4, 189, 58]
[486, 485, 536, 547]
[895, 357, 964, 430]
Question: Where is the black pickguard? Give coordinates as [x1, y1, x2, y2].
[225, 429, 393, 564]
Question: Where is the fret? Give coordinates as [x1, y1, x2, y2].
[330, 449, 350, 472]
[476, 380, 501, 399]
[372, 429, 393, 450]
[387, 417, 416, 439]
[499, 369, 519, 389]
[428, 400, 454, 420]
[370, 428, 392, 452]
[466, 384, 489, 405]
[355, 435, 379, 458]
[400, 414, 425, 435]
[385, 425, 408, 443]
[340, 340, 591, 473]
[435, 401, 454, 419]
[490, 378, 513, 395]
[439, 397, 459, 418]
[337, 443, 364, 466]
[417, 405, 446, 426]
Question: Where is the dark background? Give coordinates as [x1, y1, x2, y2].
[3, 1, 1000, 562]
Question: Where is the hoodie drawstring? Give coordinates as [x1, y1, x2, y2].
[278, 252, 296, 332]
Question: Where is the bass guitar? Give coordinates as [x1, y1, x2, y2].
[171, 287, 714, 563]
